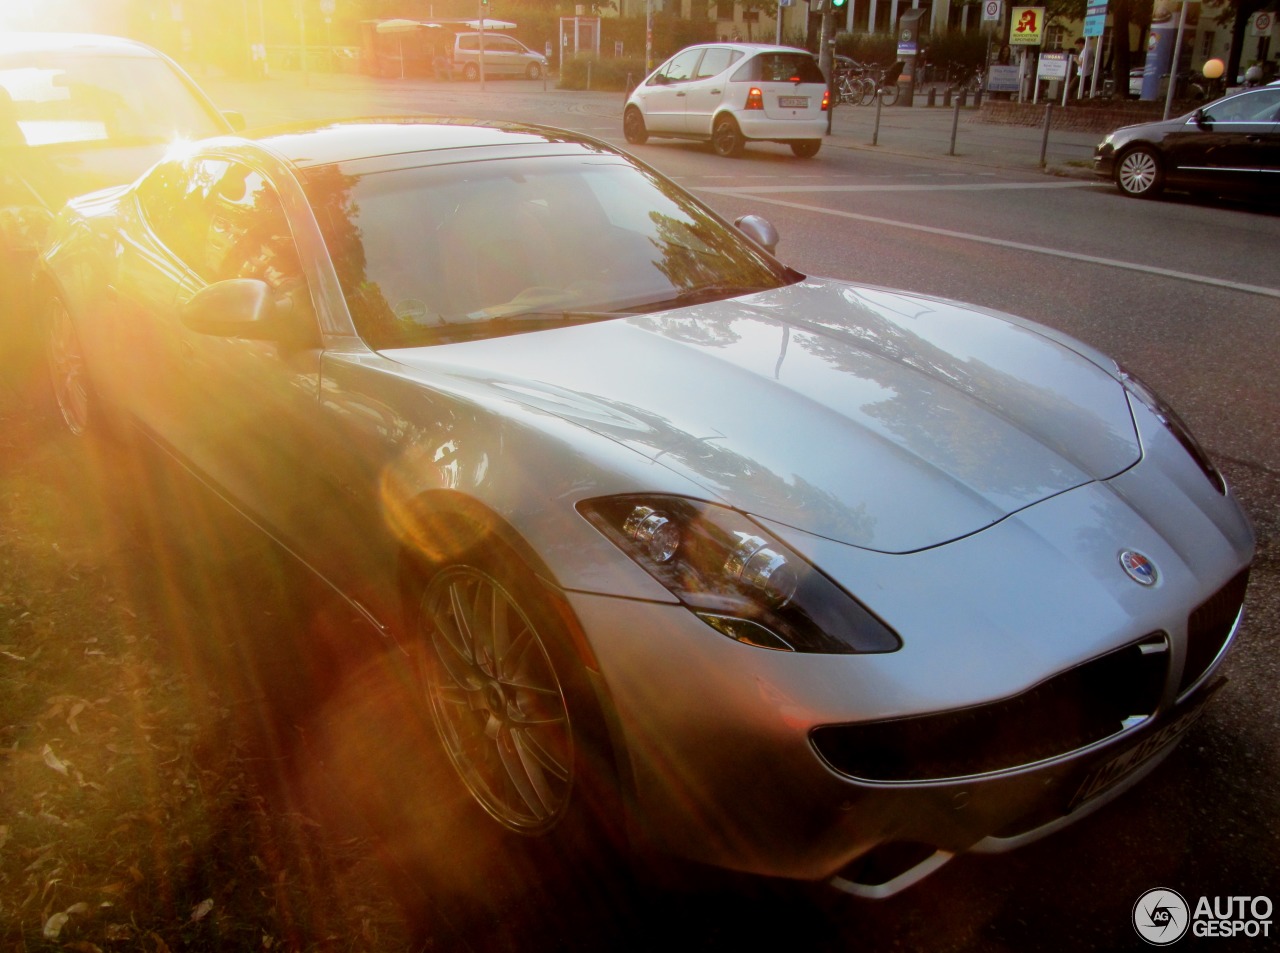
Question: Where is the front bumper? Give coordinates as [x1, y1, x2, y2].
[1094, 143, 1117, 178]
[567, 410, 1253, 887]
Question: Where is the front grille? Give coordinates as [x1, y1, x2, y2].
[1179, 569, 1249, 696]
[811, 634, 1169, 782]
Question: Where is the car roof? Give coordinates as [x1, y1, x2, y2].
[252, 118, 597, 170]
[0, 31, 164, 57]
[685, 42, 813, 55]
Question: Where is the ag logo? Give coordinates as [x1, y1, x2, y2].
[1133, 888, 1190, 945]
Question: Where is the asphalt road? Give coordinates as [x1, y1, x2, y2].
[95, 70, 1280, 950]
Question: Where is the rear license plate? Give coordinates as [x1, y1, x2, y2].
[778, 96, 808, 108]
[1068, 679, 1223, 811]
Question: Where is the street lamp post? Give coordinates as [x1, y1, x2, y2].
[646, 0, 653, 73]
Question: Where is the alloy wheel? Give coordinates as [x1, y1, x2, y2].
[1117, 148, 1162, 197]
[420, 564, 573, 833]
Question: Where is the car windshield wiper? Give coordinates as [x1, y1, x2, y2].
[635, 284, 771, 312]
[425, 310, 631, 343]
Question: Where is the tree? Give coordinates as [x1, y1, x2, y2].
[1206, 0, 1271, 82]
[739, 0, 779, 43]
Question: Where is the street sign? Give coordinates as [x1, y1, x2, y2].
[1252, 11, 1274, 37]
[982, 1, 1001, 23]
[1009, 6, 1045, 46]
[1036, 50, 1070, 79]
[1084, 1, 1107, 38]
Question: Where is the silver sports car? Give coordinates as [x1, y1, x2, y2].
[39, 119, 1254, 896]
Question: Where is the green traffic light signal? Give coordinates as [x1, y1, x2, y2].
[832, 0, 847, 7]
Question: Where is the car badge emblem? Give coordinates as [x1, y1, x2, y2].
[1120, 551, 1158, 587]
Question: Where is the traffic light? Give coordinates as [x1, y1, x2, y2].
[832, 0, 847, 7]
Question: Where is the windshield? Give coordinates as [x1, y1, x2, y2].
[302, 152, 795, 348]
[0, 52, 225, 149]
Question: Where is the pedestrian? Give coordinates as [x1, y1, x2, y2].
[1074, 37, 1093, 97]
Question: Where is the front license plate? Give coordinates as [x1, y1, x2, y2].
[1068, 679, 1224, 811]
[778, 96, 808, 108]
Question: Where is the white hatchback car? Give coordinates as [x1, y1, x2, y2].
[624, 43, 828, 158]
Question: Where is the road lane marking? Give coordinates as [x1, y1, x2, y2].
[696, 190, 1280, 299]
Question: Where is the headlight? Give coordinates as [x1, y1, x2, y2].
[1118, 366, 1226, 495]
[578, 495, 901, 654]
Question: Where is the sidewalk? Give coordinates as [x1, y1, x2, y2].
[201, 69, 1103, 180]
[823, 96, 1101, 179]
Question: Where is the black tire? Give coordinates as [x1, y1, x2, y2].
[790, 139, 821, 159]
[462, 62, 479, 82]
[858, 80, 876, 106]
[623, 106, 648, 145]
[526, 62, 542, 81]
[46, 294, 97, 437]
[880, 84, 900, 107]
[1115, 146, 1164, 198]
[711, 116, 745, 158]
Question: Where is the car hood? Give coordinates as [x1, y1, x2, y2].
[385, 279, 1140, 553]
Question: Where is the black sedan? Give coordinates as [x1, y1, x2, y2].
[1093, 85, 1280, 198]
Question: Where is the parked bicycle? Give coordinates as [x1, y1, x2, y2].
[865, 61, 904, 106]
[835, 60, 903, 106]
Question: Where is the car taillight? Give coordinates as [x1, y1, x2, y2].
[746, 87, 764, 110]
[821, 88, 830, 111]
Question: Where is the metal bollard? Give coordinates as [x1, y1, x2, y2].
[943, 87, 952, 108]
[586, 61, 592, 91]
[624, 72, 632, 103]
[948, 96, 961, 155]
[872, 91, 883, 146]
[973, 87, 982, 108]
[1039, 103, 1053, 168]
[958, 89, 967, 109]
[927, 86, 936, 107]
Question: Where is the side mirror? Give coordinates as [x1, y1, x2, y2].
[651, 73, 669, 86]
[181, 278, 283, 339]
[1192, 108, 1210, 129]
[734, 214, 780, 256]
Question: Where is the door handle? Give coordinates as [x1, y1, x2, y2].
[710, 88, 721, 94]
[676, 91, 686, 97]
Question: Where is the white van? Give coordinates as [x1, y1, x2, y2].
[452, 33, 546, 81]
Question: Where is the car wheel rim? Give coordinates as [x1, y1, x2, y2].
[420, 565, 573, 833]
[624, 110, 643, 142]
[1119, 152, 1157, 194]
[713, 121, 739, 156]
[47, 298, 90, 436]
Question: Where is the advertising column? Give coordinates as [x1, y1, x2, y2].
[1140, 1, 1188, 100]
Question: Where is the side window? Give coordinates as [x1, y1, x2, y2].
[695, 47, 735, 79]
[138, 157, 311, 316]
[496, 39, 521, 54]
[459, 35, 477, 52]
[137, 156, 230, 278]
[203, 163, 309, 313]
[1203, 90, 1280, 123]
[653, 49, 703, 85]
